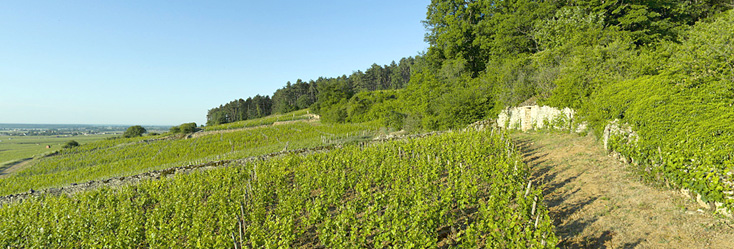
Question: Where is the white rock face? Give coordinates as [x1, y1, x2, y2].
[497, 105, 583, 132]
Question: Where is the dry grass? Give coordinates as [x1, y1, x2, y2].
[513, 132, 734, 248]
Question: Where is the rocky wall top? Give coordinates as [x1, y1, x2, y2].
[497, 105, 585, 132]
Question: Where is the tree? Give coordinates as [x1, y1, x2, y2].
[206, 95, 273, 125]
[169, 122, 199, 134]
[424, 0, 558, 76]
[123, 125, 147, 138]
[62, 140, 79, 149]
[179, 122, 198, 133]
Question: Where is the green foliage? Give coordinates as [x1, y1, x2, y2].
[532, 7, 606, 51]
[383, 110, 406, 130]
[534, 27, 640, 109]
[586, 73, 734, 208]
[418, 0, 731, 116]
[570, 0, 730, 44]
[312, 79, 353, 118]
[344, 90, 401, 124]
[5, 4, 732, 245]
[61, 140, 79, 149]
[298, 0, 733, 134]
[122, 125, 147, 138]
[0, 129, 557, 248]
[666, 10, 734, 86]
[424, 0, 558, 76]
[483, 54, 537, 108]
[170, 122, 198, 134]
[208, 56, 422, 126]
[272, 80, 309, 114]
[402, 113, 424, 132]
[582, 10, 734, 209]
[318, 67, 494, 131]
[207, 95, 272, 126]
[434, 83, 493, 129]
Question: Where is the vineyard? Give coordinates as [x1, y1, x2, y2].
[0, 128, 556, 248]
[204, 109, 316, 131]
[0, 121, 375, 196]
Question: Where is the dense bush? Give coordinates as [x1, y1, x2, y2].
[122, 125, 146, 138]
[61, 140, 79, 149]
[169, 122, 198, 134]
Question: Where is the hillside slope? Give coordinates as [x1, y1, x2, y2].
[513, 132, 734, 248]
[0, 129, 556, 248]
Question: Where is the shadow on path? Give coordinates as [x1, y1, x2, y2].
[512, 132, 734, 249]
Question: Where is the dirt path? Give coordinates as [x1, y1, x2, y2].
[0, 158, 33, 179]
[512, 132, 734, 248]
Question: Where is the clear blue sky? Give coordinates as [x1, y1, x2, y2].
[0, 0, 430, 126]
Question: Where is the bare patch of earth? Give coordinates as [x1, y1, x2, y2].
[0, 158, 33, 179]
[513, 132, 734, 248]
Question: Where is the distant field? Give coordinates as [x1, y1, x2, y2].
[0, 134, 115, 167]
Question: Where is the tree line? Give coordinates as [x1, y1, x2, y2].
[205, 56, 422, 126]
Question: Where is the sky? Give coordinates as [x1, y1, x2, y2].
[0, 0, 430, 126]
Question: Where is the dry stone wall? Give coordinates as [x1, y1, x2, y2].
[496, 105, 586, 132]
[602, 119, 639, 152]
[603, 119, 733, 218]
[497, 105, 732, 218]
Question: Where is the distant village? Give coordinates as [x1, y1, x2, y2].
[1, 129, 117, 136]
[0, 124, 168, 137]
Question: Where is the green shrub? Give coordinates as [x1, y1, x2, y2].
[170, 122, 199, 134]
[122, 125, 146, 138]
[383, 111, 406, 130]
[61, 140, 79, 149]
[178, 122, 198, 133]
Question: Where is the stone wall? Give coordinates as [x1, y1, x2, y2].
[602, 119, 638, 152]
[602, 119, 732, 218]
[496, 106, 733, 217]
[496, 105, 585, 132]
